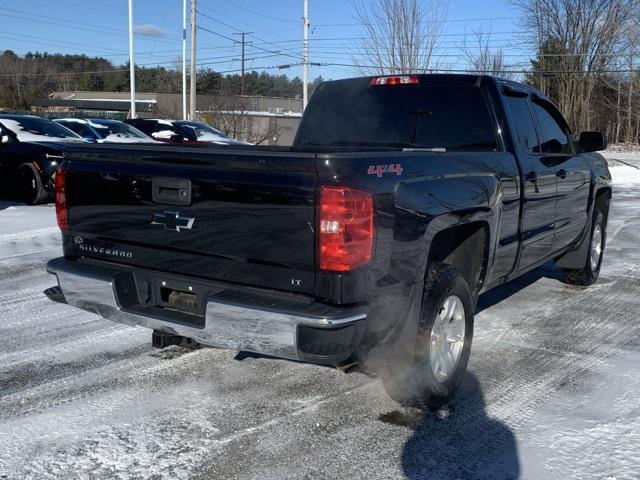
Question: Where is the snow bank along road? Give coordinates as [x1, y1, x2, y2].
[1, 154, 639, 480]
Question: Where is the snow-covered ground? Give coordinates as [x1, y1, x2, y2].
[0, 154, 639, 479]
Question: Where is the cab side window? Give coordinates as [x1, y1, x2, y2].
[504, 95, 540, 152]
[531, 99, 572, 154]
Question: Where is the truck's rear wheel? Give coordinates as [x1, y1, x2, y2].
[380, 263, 474, 409]
[562, 206, 606, 286]
[17, 164, 49, 205]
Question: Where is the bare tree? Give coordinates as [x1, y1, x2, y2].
[461, 28, 512, 78]
[511, 0, 640, 133]
[352, 0, 448, 75]
[201, 96, 281, 145]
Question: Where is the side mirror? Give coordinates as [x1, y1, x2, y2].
[170, 134, 185, 143]
[0, 134, 9, 144]
[579, 131, 607, 152]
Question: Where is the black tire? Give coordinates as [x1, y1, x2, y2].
[17, 163, 49, 205]
[380, 263, 474, 409]
[563, 205, 607, 286]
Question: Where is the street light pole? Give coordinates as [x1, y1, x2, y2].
[302, 0, 309, 110]
[128, 0, 136, 118]
[182, 0, 187, 119]
[189, 0, 197, 120]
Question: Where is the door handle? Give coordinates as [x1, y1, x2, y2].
[557, 169, 567, 179]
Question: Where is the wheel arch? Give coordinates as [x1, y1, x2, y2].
[425, 220, 490, 300]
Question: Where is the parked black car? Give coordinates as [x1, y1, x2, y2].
[46, 74, 611, 407]
[0, 114, 85, 204]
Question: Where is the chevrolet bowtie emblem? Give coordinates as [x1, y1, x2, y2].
[151, 210, 195, 232]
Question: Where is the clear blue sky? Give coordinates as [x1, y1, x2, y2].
[0, 0, 528, 82]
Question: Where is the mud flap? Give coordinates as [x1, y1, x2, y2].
[556, 190, 611, 270]
[554, 224, 592, 269]
[361, 279, 424, 375]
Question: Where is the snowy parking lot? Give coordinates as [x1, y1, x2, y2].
[0, 153, 639, 480]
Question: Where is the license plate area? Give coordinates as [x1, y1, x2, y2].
[160, 286, 199, 314]
[127, 271, 226, 327]
[153, 278, 204, 316]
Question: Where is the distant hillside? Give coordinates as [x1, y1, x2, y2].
[0, 50, 323, 109]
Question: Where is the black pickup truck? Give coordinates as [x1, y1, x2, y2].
[45, 74, 611, 408]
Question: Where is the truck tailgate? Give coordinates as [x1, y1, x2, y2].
[62, 145, 317, 295]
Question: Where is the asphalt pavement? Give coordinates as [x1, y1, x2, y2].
[0, 157, 639, 479]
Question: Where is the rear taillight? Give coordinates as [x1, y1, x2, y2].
[319, 186, 374, 272]
[54, 167, 68, 231]
[370, 75, 419, 86]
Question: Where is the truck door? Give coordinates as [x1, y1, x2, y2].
[529, 96, 591, 250]
[502, 88, 556, 269]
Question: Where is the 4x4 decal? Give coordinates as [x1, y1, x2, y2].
[367, 163, 404, 177]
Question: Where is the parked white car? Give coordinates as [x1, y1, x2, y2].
[54, 118, 159, 144]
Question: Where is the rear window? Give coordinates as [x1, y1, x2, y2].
[60, 121, 98, 140]
[128, 121, 155, 136]
[298, 81, 497, 151]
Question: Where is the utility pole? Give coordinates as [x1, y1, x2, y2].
[616, 76, 621, 145]
[302, 0, 310, 110]
[233, 32, 253, 96]
[128, 0, 136, 118]
[182, 0, 187, 120]
[189, 0, 197, 120]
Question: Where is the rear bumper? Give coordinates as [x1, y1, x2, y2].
[45, 257, 367, 363]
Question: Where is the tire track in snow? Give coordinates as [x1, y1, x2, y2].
[0, 227, 59, 244]
[0, 322, 129, 368]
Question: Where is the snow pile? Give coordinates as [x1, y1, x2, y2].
[609, 166, 640, 185]
[151, 129, 176, 140]
[603, 151, 640, 162]
[193, 131, 235, 144]
[604, 144, 640, 153]
[54, 118, 105, 129]
[103, 134, 158, 144]
[0, 118, 84, 143]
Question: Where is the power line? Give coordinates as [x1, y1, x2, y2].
[196, 8, 242, 33]
[197, 25, 303, 62]
[2, 6, 128, 34]
[197, 3, 292, 41]
[0, 10, 181, 46]
[317, 62, 640, 75]
[314, 15, 521, 27]
[196, 10, 303, 60]
[0, 62, 638, 79]
[218, 0, 298, 23]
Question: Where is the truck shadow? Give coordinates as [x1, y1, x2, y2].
[476, 261, 564, 314]
[389, 373, 520, 479]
